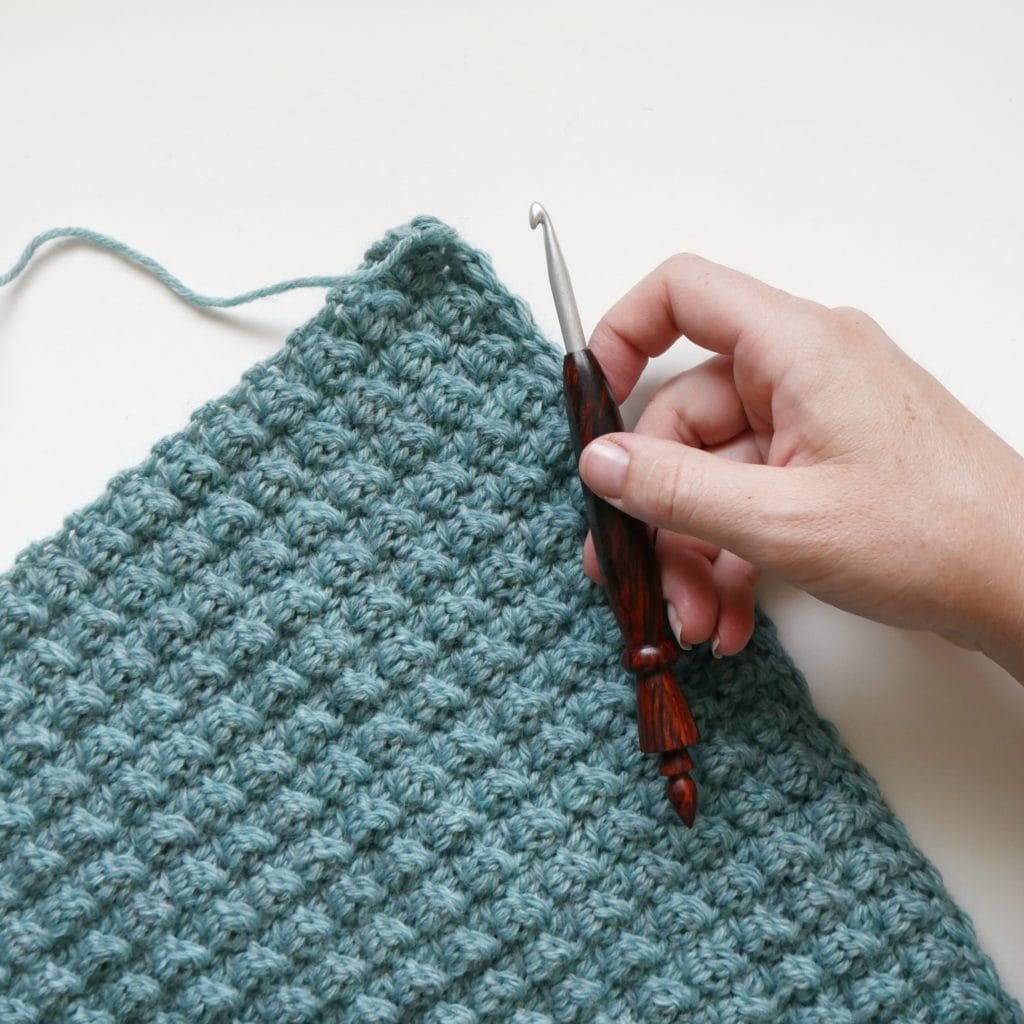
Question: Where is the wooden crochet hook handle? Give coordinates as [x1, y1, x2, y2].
[530, 201, 700, 825]
[563, 348, 700, 826]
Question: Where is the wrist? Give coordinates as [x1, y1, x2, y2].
[978, 598, 1024, 685]
[974, 456, 1024, 683]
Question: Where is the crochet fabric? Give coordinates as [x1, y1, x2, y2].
[0, 219, 1019, 1024]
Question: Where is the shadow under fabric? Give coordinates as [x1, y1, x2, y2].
[0, 218, 1019, 1024]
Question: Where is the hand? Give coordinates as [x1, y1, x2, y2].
[577, 254, 1024, 681]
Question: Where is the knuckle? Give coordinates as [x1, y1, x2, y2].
[796, 299, 838, 333]
[644, 450, 698, 530]
[831, 304, 876, 330]
[769, 301, 847, 361]
[831, 304, 861, 320]
[742, 295, 830, 353]
[661, 252, 706, 278]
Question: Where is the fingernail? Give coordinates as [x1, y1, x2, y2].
[711, 635, 723, 659]
[666, 603, 692, 651]
[581, 439, 629, 498]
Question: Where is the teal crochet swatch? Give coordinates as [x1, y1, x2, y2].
[0, 219, 1020, 1024]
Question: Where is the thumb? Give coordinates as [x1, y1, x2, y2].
[578, 433, 809, 569]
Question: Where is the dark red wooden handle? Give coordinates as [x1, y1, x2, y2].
[562, 350, 667, 649]
[563, 349, 700, 825]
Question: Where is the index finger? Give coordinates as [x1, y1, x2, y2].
[588, 253, 796, 403]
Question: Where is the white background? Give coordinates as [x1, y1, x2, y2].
[2, 0, 1022, 1002]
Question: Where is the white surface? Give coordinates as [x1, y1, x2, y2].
[2, 0, 1022, 1002]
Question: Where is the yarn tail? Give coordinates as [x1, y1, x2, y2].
[0, 227, 350, 309]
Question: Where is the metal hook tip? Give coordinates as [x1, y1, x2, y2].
[528, 202, 586, 353]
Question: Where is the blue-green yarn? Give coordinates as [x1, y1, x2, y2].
[0, 217, 1020, 1024]
[0, 226, 351, 307]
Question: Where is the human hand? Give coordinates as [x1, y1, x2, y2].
[577, 255, 1024, 681]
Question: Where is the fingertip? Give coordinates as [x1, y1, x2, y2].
[578, 435, 633, 501]
[709, 580, 756, 656]
[588, 324, 646, 404]
[579, 432, 632, 463]
[582, 532, 603, 583]
[660, 548, 719, 647]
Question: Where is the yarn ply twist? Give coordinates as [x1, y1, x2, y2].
[0, 218, 1020, 1023]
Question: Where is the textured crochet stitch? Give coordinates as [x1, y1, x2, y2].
[0, 218, 1020, 1024]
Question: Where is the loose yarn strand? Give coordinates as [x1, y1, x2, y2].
[0, 226, 351, 308]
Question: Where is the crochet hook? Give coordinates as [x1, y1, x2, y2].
[529, 203, 700, 826]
